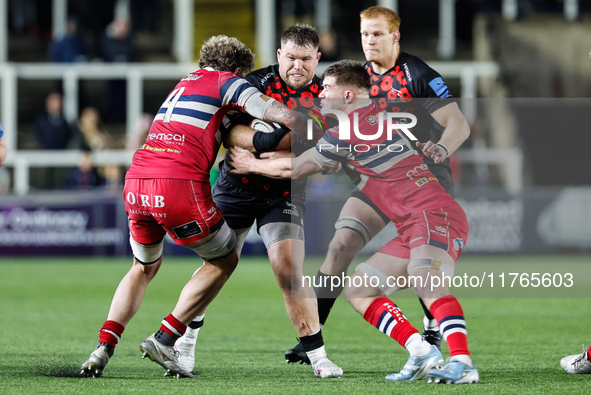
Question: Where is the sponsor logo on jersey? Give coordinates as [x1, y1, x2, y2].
[365, 114, 380, 126]
[126, 193, 165, 208]
[260, 72, 274, 85]
[403, 63, 412, 82]
[428, 77, 450, 98]
[406, 163, 429, 180]
[453, 238, 464, 250]
[415, 176, 437, 187]
[147, 133, 186, 144]
[181, 74, 203, 82]
[434, 226, 447, 235]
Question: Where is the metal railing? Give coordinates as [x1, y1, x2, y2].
[1, 61, 518, 196]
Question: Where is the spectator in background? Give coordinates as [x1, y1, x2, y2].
[49, 15, 86, 63]
[33, 92, 72, 189]
[64, 149, 105, 190]
[99, 18, 135, 123]
[72, 107, 122, 193]
[73, 107, 114, 151]
[34, 92, 71, 150]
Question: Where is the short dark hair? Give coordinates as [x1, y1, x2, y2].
[322, 60, 371, 91]
[198, 35, 255, 74]
[280, 24, 319, 49]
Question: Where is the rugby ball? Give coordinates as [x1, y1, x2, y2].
[249, 119, 282, 133]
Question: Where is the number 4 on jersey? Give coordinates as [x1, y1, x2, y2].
[163, 87, 186, 123]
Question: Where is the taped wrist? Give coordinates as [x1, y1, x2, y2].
[252, 127, 290, 152]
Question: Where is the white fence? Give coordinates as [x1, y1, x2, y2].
[0, 61, 518, 196]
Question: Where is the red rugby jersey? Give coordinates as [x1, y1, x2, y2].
[126, 68, 261, 181]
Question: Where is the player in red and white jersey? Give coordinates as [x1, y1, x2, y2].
[229, 60, 478, 384]
[80, 35, 313, 379]
[307, 6, 471, 359]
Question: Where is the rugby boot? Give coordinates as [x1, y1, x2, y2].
[312, 357, 343, 378]
[422, 329, 442, 351]
[427, 357, 479, 384]
[561, 345, 591, 374]
[80, 345, 110, 377]
[174, 327, 198, 374]
[140, 334, 194, 378]
[386, 345, 444, 381]
[285, 341, 311, 364]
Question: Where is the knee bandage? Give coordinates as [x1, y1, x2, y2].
[407, 258, 455, 278]
[335, 216, 372, 246]
[130, 236, 163, 265]
[355, 262, 399, 296]
[191, 222, 236, 261]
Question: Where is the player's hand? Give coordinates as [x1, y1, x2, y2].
[260, 150, 293, 160]
[228, 146, 257, 174]
[416, 141, 447, 164]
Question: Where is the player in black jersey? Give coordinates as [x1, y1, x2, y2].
[173, 24, 343, 379]
[306, 6, 471, 359]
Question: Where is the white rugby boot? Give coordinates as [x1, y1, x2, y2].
[561, 345, 591, 374]
[312, 357, 343, 378]
[140, 334, 194, 378]
[174, 326, 199, 374]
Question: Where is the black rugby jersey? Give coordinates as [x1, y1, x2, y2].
[219, 64, 324, 198]
[365, 51, 456, 192]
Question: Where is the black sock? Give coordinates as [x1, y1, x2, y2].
[154, 329, 176, 346]
[419, 297, 435, 321]
[314, 271, 345, 326]
[299, 330, 324, 352]
[188, 319, 204, 329]
[97, 342, 115, 358]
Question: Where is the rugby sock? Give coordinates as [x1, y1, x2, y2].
[155, 314, 186, 347]
[314, 271, 344, 326]
[430, 296, 470, 358]
[98, 320, 125, 357]
[419, 297, 438, 329]
[299, 330, 326, 365]
[181, 315, 204, 342]
[363, 297, 419, 347]
[405, 332, 432, 356]
[587, 347, 591, 361]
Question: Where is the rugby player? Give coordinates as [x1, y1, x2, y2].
[79, 35, 316, 379]
[228, 60, 479, 384]
[0, 122, 6, 167]
[301, 6, 471, 359]
[561, 345, 591, 374]
[175, 24, 343, 379]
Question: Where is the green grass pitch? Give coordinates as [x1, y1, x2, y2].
[1, 255, 590, 394]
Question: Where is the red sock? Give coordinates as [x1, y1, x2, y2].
[160, 314, 187, 340]
[98, 320, 125, 348]
[587, 347, 591, 360]
[363, 297, 418, 347]
[430, 296, 469, 356]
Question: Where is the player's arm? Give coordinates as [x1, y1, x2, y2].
[417, 102, 470, 164]
[228, 146, 322, 180]
[261, 99, 324, 143]
[0, 138, 6, 167]
[224, 123, 291, 153]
